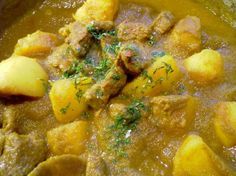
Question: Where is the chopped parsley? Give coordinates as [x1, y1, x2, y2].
[112, 74, 121, 81]
[76, 89, 84, 102]
[142, 70, 153, 83]
[148, 35, 156, 46]
[93, 59, 112, 81]
[104, 41, 121, 55]
[109, 99, 147, 157]
[163, 62, 174, 78]
[60, 103, 71, 114]
[95, 88, 104, 98]
[62, 60, 84, 78]
[87, 24, 116, 40]
[62, 57, 97, 79]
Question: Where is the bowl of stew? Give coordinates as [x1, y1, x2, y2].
[0, 0, 236, 175]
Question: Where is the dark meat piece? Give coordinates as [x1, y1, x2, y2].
[117, 21, 150, 41]
[149, 95, 197, 132]
[0, 133, 47, 176]
[150, 11, 175, 39]
[47, 43, 77, 73]
[28, 154, 86, 176]
[100, 35, 120, 62]
[118, 42, 149, 75]
[164, 16, 202, 58]
[1, 107, 19, 134]
[223, 87, 236, 101]
[59, 21, 93, 57]
[91, 21, 114, 31]
[84, 64, 127, 109]
[86, 153, 108, 176]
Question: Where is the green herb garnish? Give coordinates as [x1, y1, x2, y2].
[93, 59, 111, 81]
[109, 99, 147, 157]
[87, 24, 116, 40]
[163, 62, 174, 78]
[142, 70, 153, 83]
[76, 89, 84, 102]
[112, 74, 121, 81]
[60, 103, 71, 114]
[104, 42, 121, 55]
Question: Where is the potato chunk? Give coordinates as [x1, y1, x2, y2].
[122, 55, 181, 98]
[74, 0, 119, 24]
[164, 16, 201, 57]
[28, 154, 86, 176]
[14, 31, 61, 57]
[173, 135, 235, 176]
[47, 121, 90, 155]
[214, 102, 236, 147]
[0, 56, 48, 98]
[49, 78, 93, 123]
[184, 49, 224, 85]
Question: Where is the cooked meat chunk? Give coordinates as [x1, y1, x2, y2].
[117, 21, 150, 41]
[149, 95, 197, 132]
[59, 21, 93, 57]
[14, 31, 61, 58]
[150, 11, 175, 38]
[0, 133, 47, 176]
[28, 154, 86, 176]
[164, 16, 202, 58]
[223, 86, 236, 101]
[86, 153, 108, 176]
[0, 133, 4, 155]
[101, 35, 120, 62]
[84, 65, 127, 109]
[91, 21, 114, 31]
[118, 42, 149, 75]
[47, 43, 77, 72]
[2, 107, 19, 133]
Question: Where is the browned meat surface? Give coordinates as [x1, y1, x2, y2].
[0, 133, 47, 176]
[223, 86, 236, 101]
[118, 42, 149, 75]
[101, 35, 120, 62]
[91, 21, 114, 31]
[86, 153, 108, 176]
[59, 21, 93, 57]
[117, 21, 150, 41]
[149, 95, 197, 132]
[84, 65, 127, 109]
[150, 11, 175, 39]
[164, 16, 202, 58]
[47, 43, 77, 73]
[1, 107, 19, 134]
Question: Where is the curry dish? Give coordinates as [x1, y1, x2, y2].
[0, 0, 236, 175]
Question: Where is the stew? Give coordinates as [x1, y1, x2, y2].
[0, 0, 236, 175]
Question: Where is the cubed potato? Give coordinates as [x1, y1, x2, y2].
[49, 78, 93, 123]
[164, 16, 201, 57]
[214, 102, 236, 147]
[122, 55, 181, 98]
[14, 31, 61, 57]
[0, 56, 48, 98]
[47, 121, 90, 155]
[173, 135, 235, 176]
[184, 49, 224, 85]
[73, 0, 119, 24]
